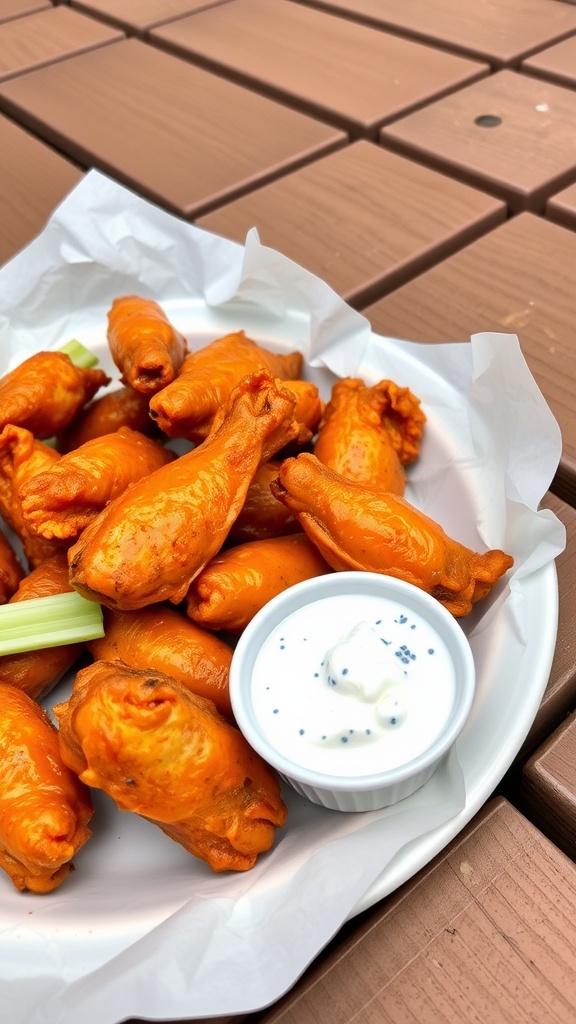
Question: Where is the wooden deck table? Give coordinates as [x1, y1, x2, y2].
[1, 2, 576, 1022]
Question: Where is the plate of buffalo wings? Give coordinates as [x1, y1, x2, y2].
[0, 187, 565, 1024]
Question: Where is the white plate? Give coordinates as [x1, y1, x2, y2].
[0, 300, 558, 1019]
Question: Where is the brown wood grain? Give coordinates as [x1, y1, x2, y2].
[70, 0, 227, 35]
[522, 710, 576, 859]
[0, 113, 83, 265]
[381, 69, 576, 212]
[152, 0, 489, 138]
[197, 140, 506, 308]
[547, 180, 576, 231]
[258, 797, 576, 1024]
[361, 213, 576, 506]
[0, 37, 346, 218]
[522, 33, 576, 90]
[0, 6, 124, 82]
[0, 0, 49, 23]
[295, 0, 576, 68]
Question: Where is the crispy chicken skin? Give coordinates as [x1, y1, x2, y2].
[57, 385, 159, 452]
[271, 454, 514, 617]
[0, 553, 86, 700]
[228, 460, 300, 543]
[21, 426, 174, 542]
[0, 530, 24, 603]
[148, 330, 303, 440]
[0, 425, 63, 567]
[0, 351, 109, 438]
[54, 661, 287, 873]
[186, 533, 331, 633]
[314, 378, 426, 495]
[106, 295, 188, 395]
[0, 684, 93, 893]
[68, 370, 300, 610]
[87, 604, 233, 719]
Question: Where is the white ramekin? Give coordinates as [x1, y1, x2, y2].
[230, 571, 475, 812]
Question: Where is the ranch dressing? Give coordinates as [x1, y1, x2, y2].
[250, 593, 457, 777]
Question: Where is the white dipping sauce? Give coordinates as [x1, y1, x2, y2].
[250, 593, 457, 778]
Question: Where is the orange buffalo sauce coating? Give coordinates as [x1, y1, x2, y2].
[21, 426, 174, 543]
[314, 377, 426, 495]
[0, 351, 109, 439]
[0, 424, 63, 568]
[57, 385, 159, 452]
[271, 453, 514, 618]
[186, 533, 331, 633]
[68, 370, 301, 610]
[87, 604, 233, 719]
[0, 684, 93, 893]
[106, 295, 188, 395]
[148, 329, 303, 440]
[228, 459, 300, 543]
[54, 660, 287, 873]
[0, 530, 24, 604]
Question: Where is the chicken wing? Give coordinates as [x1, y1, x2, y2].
[0, 683, 92, 893]
[148, 330, 303, 440]
[186, 533, 331, 633]
[270, 454, 514, 617]
[54, 660, 286, 873]
[0, 351, 109, 438]
[0, 425, 63, 567]
[0, 530, 24, 604]
[106, 295, 188, 395]
[314, 377, 426, 495]
[87, 604, 233, 719]
[68, 370, 300, 610]
[21, 426, 174, 542]
[228, 460, 300, 543]
[57, 385, 158, 452]
[0, 552, 87, 700]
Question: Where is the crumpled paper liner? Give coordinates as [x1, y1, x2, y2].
[0, 170, 566, 1024]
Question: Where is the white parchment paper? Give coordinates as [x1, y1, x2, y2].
[0, 171, 566, 1024]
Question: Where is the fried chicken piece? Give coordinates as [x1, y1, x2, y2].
[0, 351, 109, 439]
[57, 385, 158, 452]
[186, 533, 331, 633]
[228, 460, 300, 543]
[314, 377, 426, 495]
[148, 330, 303, 440]
[21, 427, 175, 542]
[106, 295, 188, 395]
[0, 553, 87, 700]
[68, 370, 300, 610]
[270, 454, 514, 617]
[87, 604, 233, 719]
[0, 684, 93, 893]
[0, 530, 24, 604]
[0, 425, 63, 567]
[54, 661, 286, 873]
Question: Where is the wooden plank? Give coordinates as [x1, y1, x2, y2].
[381, 69, 576, 212]
[197, 140, 505, 308]
[0, 112, 83, 266]
[296, 0, 576, 68]
[0, 37, 346, 218]
[152, 0, 488, 138]
[0, 6, 124, 83]
[259, 797, 576, 1024]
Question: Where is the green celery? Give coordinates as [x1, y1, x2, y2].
[59, 338, 99, 369]
[0, 592, 104, 656]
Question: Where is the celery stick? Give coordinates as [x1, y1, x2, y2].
[0, 592, 104, 655]
[59, 338, 99, 369]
